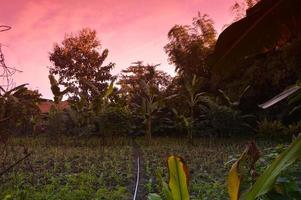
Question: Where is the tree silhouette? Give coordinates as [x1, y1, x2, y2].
[118, 61, 171, 106]
[49, 28, 115, 102]
[164, 13, 216, 80]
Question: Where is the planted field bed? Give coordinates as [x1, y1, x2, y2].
[136, 138, 277, 199]
[1, 135, 278, 199]
[0, 136, 133, 200]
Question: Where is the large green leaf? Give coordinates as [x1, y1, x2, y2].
[4, 84, 28, 97]
[167, 156, 190, 200]
[243, 134, 301, 200]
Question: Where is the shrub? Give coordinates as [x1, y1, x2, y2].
[257, 118, 288, 139]
[199, 99, 255, 137]
[288, 120, 301, 138]
[96, 107, 132, 137]
[47, 107, 73, 135]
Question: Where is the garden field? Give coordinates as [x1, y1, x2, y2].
[0, 135, 282, 200]
[1, 0, 301, 199]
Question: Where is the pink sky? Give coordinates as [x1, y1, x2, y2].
[0, 0, 235, 99]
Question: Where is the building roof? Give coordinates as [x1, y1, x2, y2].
[38, 101, 70, 113]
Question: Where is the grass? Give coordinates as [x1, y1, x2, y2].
[0, 135, 279, 200]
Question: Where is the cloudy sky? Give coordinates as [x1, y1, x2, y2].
[0, 0, 236, 98]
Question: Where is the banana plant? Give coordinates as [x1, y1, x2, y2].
[148, 156, 190, 200]
[0, 84, 29, 123]
[138, 80, 163, 143]
[0, 84, 41, 133]
[172, 108, 191, 137]
[48, 74, 70, 104]
[218, 85, 250, 109]
[79, 78, 115, 143]
[79, 77, 114, 114]
[228, 134, 301, 200]
[183, 74, 205, 144]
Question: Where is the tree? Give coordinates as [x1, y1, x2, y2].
[134, 80, 168, 143]
[164, 13, 216, 82]
[230, 0, 261, 22]
[173, 75, 206, 143]
[118, 62, 172, 142]
[49, 28, 115, 101]
[118, 61, 171, 106]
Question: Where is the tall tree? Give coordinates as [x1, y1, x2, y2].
[118, 61, 171, 106]
[230, 0, 261, 22]
[164, 13, 216, 82]
[118, 62, 172, 142]
[49, 28, 115, 101]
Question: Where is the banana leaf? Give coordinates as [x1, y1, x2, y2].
[103, 81, 114, 99]
[243, 134, 301, 200]
[167, 156, 190, 200]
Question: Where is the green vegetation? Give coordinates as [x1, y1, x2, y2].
[0, 135, 285, 200]
[0, 136, 133, 200]
[1, 0, 301, 199]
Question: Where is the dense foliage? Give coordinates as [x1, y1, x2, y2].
[49, 28, 115, 101]
[1, 0, 301, 199]
[0, 84, 41, 134]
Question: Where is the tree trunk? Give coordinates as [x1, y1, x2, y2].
[189, 107, 194, 145]
[146, 115, 152, 144]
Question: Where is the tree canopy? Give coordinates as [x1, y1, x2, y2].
[164, 13, 216, 80]
[118, 61, 172, 106]
[49, 28, 115, 101]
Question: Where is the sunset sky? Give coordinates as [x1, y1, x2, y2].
[0, 0, 236, 98]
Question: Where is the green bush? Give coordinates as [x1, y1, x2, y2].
[257, 118, 288, 139]
[199, 100, 255, 137]
[96, 107, 132, 137]
[47, 108, 73, 135]
[288, 120, 301, 138]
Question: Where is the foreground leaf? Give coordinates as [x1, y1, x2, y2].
[228, 161, 241, 200]
[168, 156, 189, 200]
[228, 142, 260, 200]
[244, 134, 301, 200]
